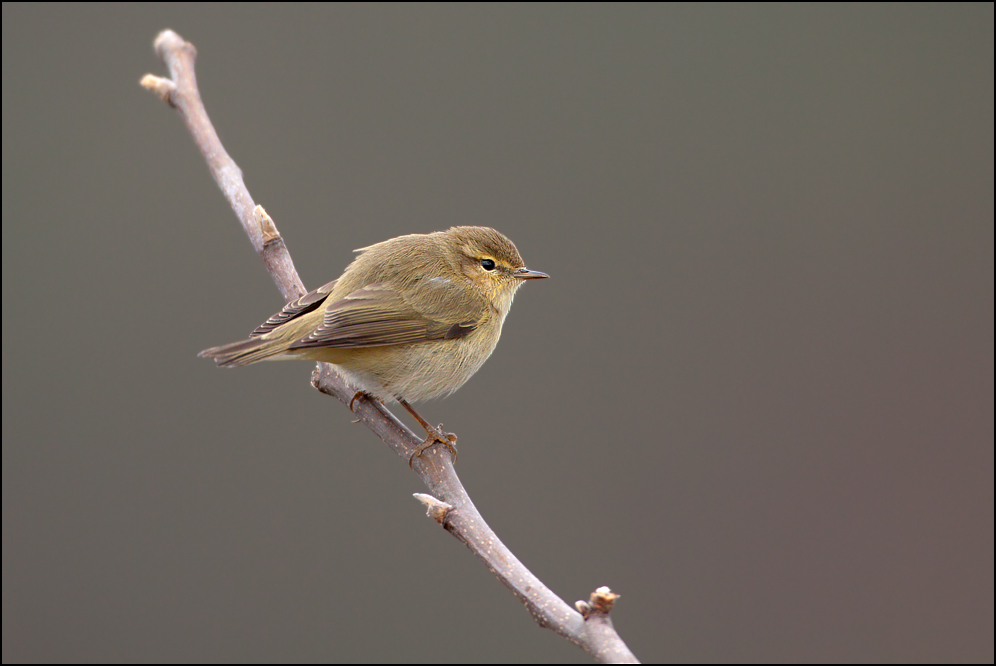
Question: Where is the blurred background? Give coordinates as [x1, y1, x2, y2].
[3, 4, 992, 662]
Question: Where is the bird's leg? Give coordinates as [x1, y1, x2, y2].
[399, 398, 458, 468]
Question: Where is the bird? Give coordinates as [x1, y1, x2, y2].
[200, 226, 548, 465]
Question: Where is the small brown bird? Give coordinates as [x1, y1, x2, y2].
[200, 226, 548, 464]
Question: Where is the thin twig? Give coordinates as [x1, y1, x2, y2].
[142, 29, 638, 664]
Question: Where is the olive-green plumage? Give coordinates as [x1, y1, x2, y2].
[199, 226, 548, 403]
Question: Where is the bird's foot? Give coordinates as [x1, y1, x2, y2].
[409, 425, 458, 469]
[349, 390, 371, 412]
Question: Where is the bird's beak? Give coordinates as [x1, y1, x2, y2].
[513, 268, 550, 280]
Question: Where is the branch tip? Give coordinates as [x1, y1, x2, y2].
[414, 493, 454, 523]
[153, 29, 195, 62]
[153, 29, 179, 50]
[577, 586, 620, 618]
[140, 74, 177, 103]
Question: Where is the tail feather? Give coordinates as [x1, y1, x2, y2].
[198, 337, 289, 367]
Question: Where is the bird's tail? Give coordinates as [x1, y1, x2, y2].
[198, 337, 291, 367]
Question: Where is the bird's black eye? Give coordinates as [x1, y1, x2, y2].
[480, 258, 496, 271]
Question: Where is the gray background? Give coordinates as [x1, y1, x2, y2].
[3, 4, 993, 663]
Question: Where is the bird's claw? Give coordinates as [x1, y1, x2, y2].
[349, 391, 368, 412]
[409, 425, 458, 469]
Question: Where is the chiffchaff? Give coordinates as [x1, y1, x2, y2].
[200, 226, 548, 464]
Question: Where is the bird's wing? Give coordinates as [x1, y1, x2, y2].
[249, 280, 337, 338]
[288, 279, 486, 350]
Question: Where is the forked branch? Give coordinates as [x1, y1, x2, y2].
[142, 29, 637, 663]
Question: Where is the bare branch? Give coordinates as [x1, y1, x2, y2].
[142, 29, 638, 664]
[142, 29, 305, 303]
